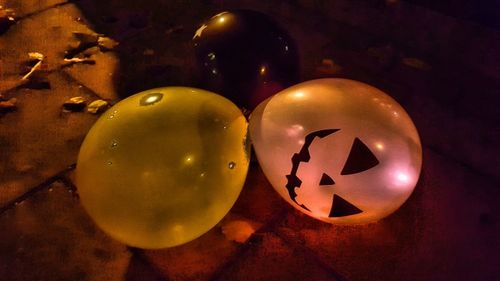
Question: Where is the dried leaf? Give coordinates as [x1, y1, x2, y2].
[65, 32, 100, 59]
[28, 52, 45, 61]
[87, 99, 109, 114]
[63, 96, 86, 112]
[63, 57, 96, 65]
[0, 6, 16, 34]
[72, 32, 99, 45]
[97, 36, 119, 50]
[315, 58, 342, 75]
[0, 98, 17, 112]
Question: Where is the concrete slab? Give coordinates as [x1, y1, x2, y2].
[0, 1, 499, 280]
[143, 225, 238, 281]
[0, 0, 67, 18]
[0, 72, 99, 206]
[0, 3, 97, 76]
[141, 164, 290, 281]
[216, 232, 340, 281]
[276, 148, 500, 281]
[0, 181, 131, 281]
[63, 50, 120, 101]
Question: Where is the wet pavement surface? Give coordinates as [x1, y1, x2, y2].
[0, 0, 499, 280]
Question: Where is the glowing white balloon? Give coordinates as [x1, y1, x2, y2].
[249, 78, 422, 224]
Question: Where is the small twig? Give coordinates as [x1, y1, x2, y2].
[21, 60, 42, 80]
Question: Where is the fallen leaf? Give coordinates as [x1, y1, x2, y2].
[28, 52, 45, 61]
[87, 99, 109, 114]
[63, 96, 86, 112]
[0, 6, 16, 34]
[98, 36, 119, 50]
[315, 58, 342, 75]
[72, 32, 99, 45]
[63, 57, 96, 65]
[0, 98, 17, 113]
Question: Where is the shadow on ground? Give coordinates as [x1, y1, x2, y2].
[71, 0, 225, 98]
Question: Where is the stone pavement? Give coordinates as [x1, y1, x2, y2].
[0, 0, 499, 280]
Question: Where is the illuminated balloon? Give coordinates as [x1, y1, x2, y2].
[192, 9, 299, 110]
[76, 87, 250, 248]
[249, 79, 422, 224]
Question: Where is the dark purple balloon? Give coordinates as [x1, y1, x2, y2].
[192, 10, 300, 110]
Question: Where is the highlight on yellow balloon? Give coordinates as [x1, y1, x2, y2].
[76, 87, 250, 249]
[249, 78, 422, 224]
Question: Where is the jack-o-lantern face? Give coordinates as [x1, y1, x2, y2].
[249, 78, 422, 224]
[286, 129, 380, 218]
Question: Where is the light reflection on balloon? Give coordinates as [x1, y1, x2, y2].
[249, 78, 422, 224]
[286, 124, 304, 137]
[375, 142, 384, 151]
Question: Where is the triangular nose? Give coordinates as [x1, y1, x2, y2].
[328, 194, 363, 217]
[319, 173, 335, 185]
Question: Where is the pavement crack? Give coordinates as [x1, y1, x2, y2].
[0, 163, 76, 215]
[276, 231, 350, 281]
[127, 247, 172, 281]
[207, 208, 289, 281]
[426, 145, 500, 187]
[58, 174, 78, 196]
[14, 1, 71, 22]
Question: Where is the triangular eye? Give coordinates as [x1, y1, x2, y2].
[340, 138, 379, 175]
[319, 173, 335, 185]
[328, 194, 363, 217]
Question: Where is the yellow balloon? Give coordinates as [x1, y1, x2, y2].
[76, 87, 249, 248]
[249, 79, 422, 224]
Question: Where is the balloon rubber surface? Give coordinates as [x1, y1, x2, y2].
[76, 87, 249, 248]
[193, 9, 300, 109]
[249, 79, 422, 224]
